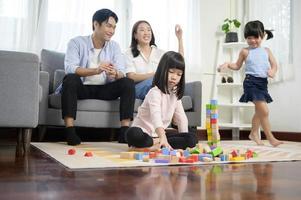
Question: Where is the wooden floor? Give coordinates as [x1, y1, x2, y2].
[1, 133, 301, 199]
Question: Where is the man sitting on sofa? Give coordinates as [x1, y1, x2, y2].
[57, 9, 135, 145]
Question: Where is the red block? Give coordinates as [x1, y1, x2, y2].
[190, 154, 199, 162]
[84, 151, 93, 157]
[68, 148, 76, 155]
[149, 152, 157, 159]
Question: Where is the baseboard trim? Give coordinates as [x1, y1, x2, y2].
[197, 129, 301, 142]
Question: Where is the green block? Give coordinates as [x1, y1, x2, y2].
[190, 148, 201, 154]
[206, 104, 211, 109]
[210, 146, 223, 157]
[253, 152, 258, 158]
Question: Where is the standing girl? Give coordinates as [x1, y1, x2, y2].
[125, 51, 197, 150]
[219, 20, 283, 147]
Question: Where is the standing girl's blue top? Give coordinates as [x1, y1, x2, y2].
[239, 47, 273, 104]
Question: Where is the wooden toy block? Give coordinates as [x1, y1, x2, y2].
[157, 155, 170, 160]
[161, 148, 170, 155]
[185, 158, 195, 163]
[183, 150, 190, 157]
[170, 150, 177, 156]
[203, 157, 213, 162]
[120, 152, 135, 159]
[84, 151, 93, 157]
[190, 154, 199, 162]
[154, 159, 169, 163]
[210, 99, 218, 105]
[214, 157, 221, 162]
[179, 157, 187, 163]
[199, 153, 213, 161]
[206, 104, 211, 109]
[211, 146, 223, 157]
[143, 156, 150, 162]
[230, 156, 245, 161]
[211, 119, 217, 124]
[220, 154, 227, 161]
[211, 113, 218, 119]
[231, 150, 238, 157]
[149, 152, 157, 159]
[134, 153, 144, 160]
[190, 148, 200, 154]
[171, 155, 179, 163]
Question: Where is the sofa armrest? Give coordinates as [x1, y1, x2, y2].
[53, 69, 65, 92]
[184, 81, 202, 127]
[39, 71, 49, 125]
[0, 51, 40, 127]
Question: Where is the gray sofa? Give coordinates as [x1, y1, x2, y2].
[0, 50, 40, 152]
[38, 49, 202, 139]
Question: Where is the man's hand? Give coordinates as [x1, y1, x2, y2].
[95, 62, 112, 74]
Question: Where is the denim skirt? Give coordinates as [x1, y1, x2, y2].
[239, 74, 273, 103]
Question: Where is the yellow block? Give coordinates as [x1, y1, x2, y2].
[230, 156, 245, 161]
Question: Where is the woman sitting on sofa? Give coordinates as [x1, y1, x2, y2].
[124, 20, 184, 100]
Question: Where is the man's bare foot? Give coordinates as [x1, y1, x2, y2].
[249, 133, 264, 145]
[268, 138, 284, 147]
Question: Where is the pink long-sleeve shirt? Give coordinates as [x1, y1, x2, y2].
[132, 86, 188, 137]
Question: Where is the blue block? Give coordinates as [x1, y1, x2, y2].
[170, 150, 177, 156]
[134, 153, 143, 160]
[183, 150, 190, 157]
[220, 154, 227, 161]
[199, 153, 213, 161]
[161, 148, 170, 155]
[210, 99, 218, 105]
[155, 159, 169, 163]
[211, 113, 218, 119]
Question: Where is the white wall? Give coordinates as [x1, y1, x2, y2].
[269, 0, 301, 132]
[196, 0, 301, 132]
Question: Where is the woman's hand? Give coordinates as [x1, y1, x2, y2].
[175, 24, 183, 40]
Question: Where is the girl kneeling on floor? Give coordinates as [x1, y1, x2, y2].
[125, 51, 198, 150]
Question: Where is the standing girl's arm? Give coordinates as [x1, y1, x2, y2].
[172, 100, 188, 133]
[266, 48, 278, 78]
[148, 89, 172, 149]
[218, 48, 248, 71]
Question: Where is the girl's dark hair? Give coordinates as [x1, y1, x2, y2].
[130, 20, 156, 57]
[92, 9, 118, 30]
[244, 20, 273, 40]
[152, 51, 185, 99]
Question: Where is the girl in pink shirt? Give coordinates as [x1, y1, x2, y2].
[125, 51, 198, 150]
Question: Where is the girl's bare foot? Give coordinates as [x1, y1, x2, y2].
[268, 138, 284, 147]
[249, 133, 264, 145]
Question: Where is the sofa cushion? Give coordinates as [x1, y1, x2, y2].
[49, 94, 192, 112]
[40, 49, 65, 93]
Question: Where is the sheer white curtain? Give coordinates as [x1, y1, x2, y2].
[0, 0, 41, 52]
[247, 0, 293, 82]
[129, 0, 202, 80]
[0, 0, 201, 80]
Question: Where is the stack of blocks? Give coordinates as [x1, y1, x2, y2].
[206, 99, 221, 147]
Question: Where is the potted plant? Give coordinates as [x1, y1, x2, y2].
[222, 18, 241, 43]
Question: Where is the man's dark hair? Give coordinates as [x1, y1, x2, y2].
[244, 20, 273, 40]
[130, 20, 156, 57]
[152, 51, 185, 99]
[92, 9, 118, 30]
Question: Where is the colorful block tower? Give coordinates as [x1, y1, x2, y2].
[206, 99, 221, 147]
